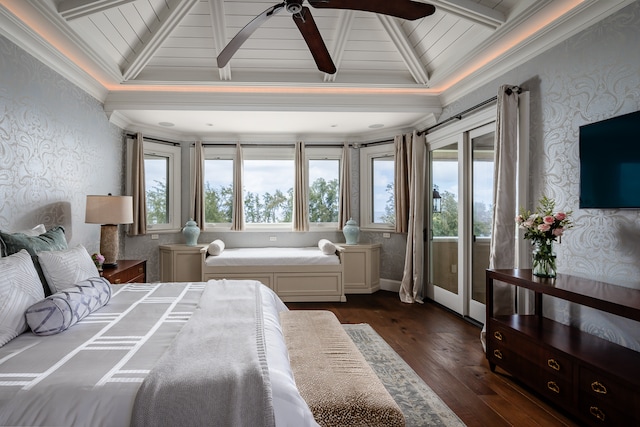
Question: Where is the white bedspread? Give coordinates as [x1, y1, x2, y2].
[205, 247, 340, 267]
[0, 281, 318, 427]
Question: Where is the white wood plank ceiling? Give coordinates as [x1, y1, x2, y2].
[0, 0, 633, 140]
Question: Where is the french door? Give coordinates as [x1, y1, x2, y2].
[426, 113, 495, 324]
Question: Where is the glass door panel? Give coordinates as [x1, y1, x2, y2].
[469, 125, 495, 323]
[430, 142, 461, 312]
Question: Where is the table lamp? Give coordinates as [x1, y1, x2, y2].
[85, 194, 134, 267]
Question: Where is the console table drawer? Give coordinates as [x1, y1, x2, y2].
[579, 367, 638, 415]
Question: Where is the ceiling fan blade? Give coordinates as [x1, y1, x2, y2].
[292, 7, 336, 74]
[217, 3, 285, 69]
[308, 0, 435, 20]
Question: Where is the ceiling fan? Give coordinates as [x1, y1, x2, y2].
[217, 0, 436, 74]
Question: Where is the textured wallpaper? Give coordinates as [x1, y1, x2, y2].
[0, 35, 123, 253]
[444, 1, 640, 349]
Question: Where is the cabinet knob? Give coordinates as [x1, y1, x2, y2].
[493, 331, 503, 341]
[493, 349, 503, 360]
[138, 267, 143, 273]
[547, 358, 560, 371]
[547, 381, 560, 394]
[591, 381, 607, 395]
[589, 406, 605, 421]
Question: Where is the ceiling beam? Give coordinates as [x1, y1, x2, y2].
[377, 15, 429, 86]
[430, 0, 505, 29]
[209, 0, 231, 81]
[324, 10, 355, 83]
[58, 0, 136, 21]
[122, 0, 199, 81]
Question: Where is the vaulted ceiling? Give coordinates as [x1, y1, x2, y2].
[0, 0, 632, 141]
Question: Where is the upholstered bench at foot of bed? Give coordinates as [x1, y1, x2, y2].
[280, 310, 405, 427]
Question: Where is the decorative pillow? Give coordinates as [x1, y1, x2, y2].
[25, 277, 111, 336]
[0, 250, 45, 346]
[0, 226, 67, 295]
[318, 239, 337, 255]
[207, 239, 225, 256]
[38, 245, 100, 294]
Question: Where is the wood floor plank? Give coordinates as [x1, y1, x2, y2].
[286, 291, 582, 427]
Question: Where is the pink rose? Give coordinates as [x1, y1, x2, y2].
[538, 224, 551, 232]
[543, 215, 555, 225]
[515, 215, 523, 223]
[553, 228, 564, 236]
[555, 212, 567, 221]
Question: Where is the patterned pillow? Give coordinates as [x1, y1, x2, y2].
[0, 226, 67, 295]
[0, 250, 45, 346]
[25, 277, 111, 336]
[38, 245, 100, 293]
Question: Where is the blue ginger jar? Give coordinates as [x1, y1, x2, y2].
[343, 218, 360, 245]
[182, 218, 200, 246]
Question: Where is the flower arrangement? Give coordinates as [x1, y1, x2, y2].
[515, 196, 572, 278]
[92, 252, 105, 270]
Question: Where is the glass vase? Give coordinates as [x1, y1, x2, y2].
[532, 240, 556, 278]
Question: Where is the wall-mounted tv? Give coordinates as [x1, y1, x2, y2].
[579, 110, 640, 209]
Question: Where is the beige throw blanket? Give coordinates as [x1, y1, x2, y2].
[131, 280, 275, 427]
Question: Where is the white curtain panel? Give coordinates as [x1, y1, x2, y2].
[231, 142, 245, 231]
[293, 141, 309, 231]
[399, 131, 426, 304]
[192, 141, 205, 230]
[338, 142, 351, 230]
[128, 132, 147, 236]
[481, 85, 521, 349]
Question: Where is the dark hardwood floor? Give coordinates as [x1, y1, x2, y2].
[286, 291, 580, 427]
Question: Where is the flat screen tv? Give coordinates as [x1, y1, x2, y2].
[579, 110, 640, 209]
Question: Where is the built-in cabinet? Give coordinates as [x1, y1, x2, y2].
[336, 243, 381, 294]
[486, 269, 640, 426]
[159, 244, 207, 282]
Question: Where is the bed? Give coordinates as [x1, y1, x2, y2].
[0, 227, 318, 426]
[0, 279, 319, 427]
[201, 240, 346, 303]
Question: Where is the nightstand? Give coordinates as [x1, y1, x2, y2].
[335, 243, 381, 294]
[159, 244, 207, 282]
[101, 259, 147, 284]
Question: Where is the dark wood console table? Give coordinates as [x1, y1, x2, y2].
[486, 269, 640, 426]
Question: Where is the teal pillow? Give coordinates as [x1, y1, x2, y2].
[0, 226, 68, 295]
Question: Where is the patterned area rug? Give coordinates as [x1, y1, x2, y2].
[344, 324, 466, 427]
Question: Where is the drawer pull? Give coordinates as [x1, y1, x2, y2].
[547, 381, 560, 394]
[589, 406, 605, 421]
[493, 331, 503, 341]
[591, 381, 607, 395]
[547, 358, 560, 371]
[138, 267, 143, 273]
[114, 279, 122, 284]
[493, 349, 503, 360]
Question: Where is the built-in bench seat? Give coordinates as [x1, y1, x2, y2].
[280, 310, 405, 427]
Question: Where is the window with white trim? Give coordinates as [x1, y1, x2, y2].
[307, 147, 341, 228]
[360, 143, 395, 230]
[142, 141, 181, 231]
[203, 146, 235, 227]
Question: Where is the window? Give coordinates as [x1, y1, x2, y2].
[360, 144, 395, 230]
[203, 146, 235, 227]
[307, 147, 341, 228]
[127, 140, 181, 231]
[243, 147, 295, 227]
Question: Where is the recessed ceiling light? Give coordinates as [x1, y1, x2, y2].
[158, 122, 174, 127]
[369, 123, 384, 129]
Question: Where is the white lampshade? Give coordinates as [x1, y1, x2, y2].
[85, 195, 133, 225]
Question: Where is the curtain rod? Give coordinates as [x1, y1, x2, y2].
[418, 86, 522, 136]
[125, 133, 180, 146]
